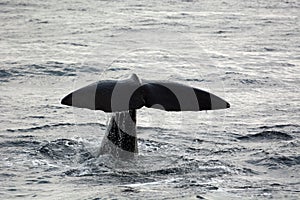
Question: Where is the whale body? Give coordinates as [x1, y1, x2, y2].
[61, 74, 230, 159]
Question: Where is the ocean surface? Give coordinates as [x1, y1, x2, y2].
[0, 0, 299, 199]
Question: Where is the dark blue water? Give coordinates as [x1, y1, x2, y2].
[0, 0, 299, 199]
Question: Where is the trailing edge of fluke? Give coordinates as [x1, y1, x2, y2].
[61, 73, 230, 112]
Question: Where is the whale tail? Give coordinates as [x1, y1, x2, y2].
[61, 74, 230, 159]
[61, 73, 230, 112]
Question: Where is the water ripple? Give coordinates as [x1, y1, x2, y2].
[237, 131, 293, 141]
[6, 123, 105, 133]
[248, 155, 300, 168]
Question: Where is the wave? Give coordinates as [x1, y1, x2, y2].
[0, 69, 12, 78]
[2, 61, 112, 80]
[107, 67, 130, 71]
[39, 139, 93, 162]
[2, 62, 78, 79]
[184, 78, 205, 82]
[0, 140, 40, 148]
[221, 73, 276, 87]
[35, 137, 244, 179]
[239, 79, 261, 85]
[0, 69, 13, 82]
[57, 42, 88, 47]
[62, 156, 240, 179]
[139, 22, 189, 27]
[259, 124, 299, 129]
[248, 155, 300, 168]
[6, 122, 105, 133]
[237, 131, 293, 141]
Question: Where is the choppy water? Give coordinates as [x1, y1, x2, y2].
[0, 0, 299, 199]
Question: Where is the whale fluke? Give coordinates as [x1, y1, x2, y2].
[61, 74, 230, 159]
[61, 73, 230, 112]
